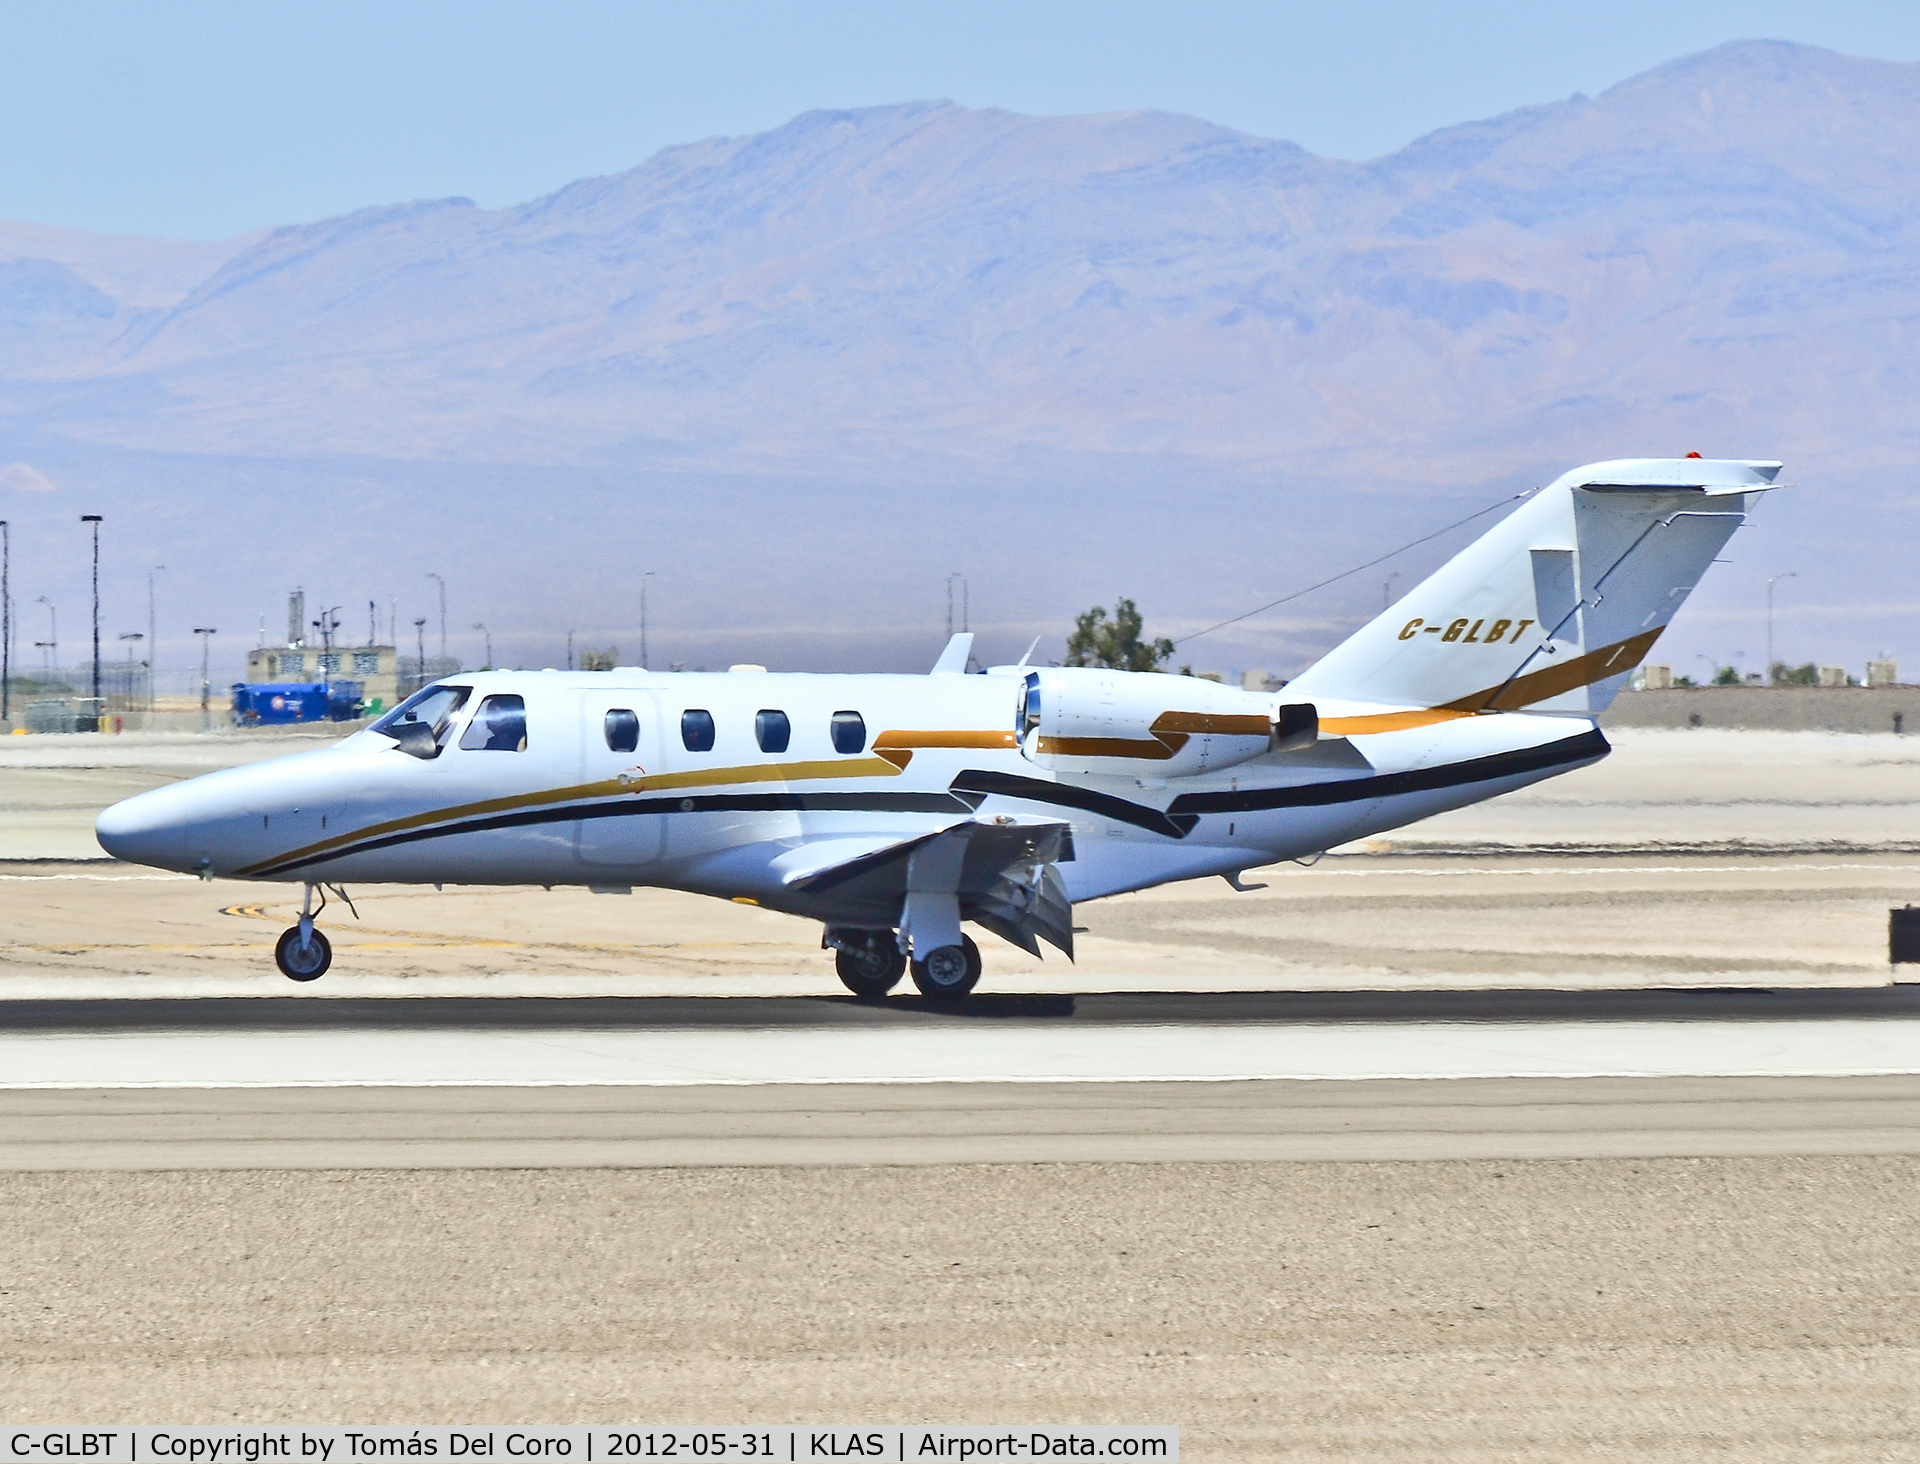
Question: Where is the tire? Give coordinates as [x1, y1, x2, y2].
[835, 937, 906, 999]
[910, 934, 981, 1001]
[275, 925, 332, 982]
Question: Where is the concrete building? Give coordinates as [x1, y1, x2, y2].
[245, 644, 402, 713]
[244, 591, 408, 713]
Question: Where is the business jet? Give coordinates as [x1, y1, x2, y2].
[96, 456, 1777, 998]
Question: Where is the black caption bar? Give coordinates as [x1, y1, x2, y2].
[3, 1430, 1177, 1464]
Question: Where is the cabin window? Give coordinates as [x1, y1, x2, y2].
[755, 709, 791, 753]
[459, 693, 528, 751]
[604, 708, 640, 753]
[830, 710, 866, 754]
[681, 708, 716, 752]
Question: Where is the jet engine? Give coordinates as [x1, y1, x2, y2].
[1016, 668, 1316, 778]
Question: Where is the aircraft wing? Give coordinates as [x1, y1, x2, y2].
[779, 816, 1077, 959]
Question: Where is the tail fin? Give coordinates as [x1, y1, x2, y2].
[1286, 458, 1781, 716]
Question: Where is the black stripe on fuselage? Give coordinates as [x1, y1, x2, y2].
[947, 770, 1201, 839]
[1166, 727, 1610, 815]
[948, 727, 1608, 833]
[250, 729, 1607, 878]
[246, 789, 975, 879]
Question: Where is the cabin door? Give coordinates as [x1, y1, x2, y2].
[574, 689, 666, 867]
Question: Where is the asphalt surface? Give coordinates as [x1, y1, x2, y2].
[8, 984, 1920, 1029]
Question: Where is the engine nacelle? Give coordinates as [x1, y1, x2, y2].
[1015, 668, 1316, 778]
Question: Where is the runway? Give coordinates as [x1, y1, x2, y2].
[8, 988, 1920, 1167]
[7, 1075, 1920, 1169]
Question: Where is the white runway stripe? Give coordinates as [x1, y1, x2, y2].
[8, 1018, 1920, 1088]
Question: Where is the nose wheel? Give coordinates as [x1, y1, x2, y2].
[273, 882, 348, 982]
[275, 923, 332, 981]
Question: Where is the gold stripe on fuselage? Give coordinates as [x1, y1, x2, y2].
[233, 752, 914, 877]
[1318, 629, 1667, 735]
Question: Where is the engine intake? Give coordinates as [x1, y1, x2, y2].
[1017, 669, 1316, 777]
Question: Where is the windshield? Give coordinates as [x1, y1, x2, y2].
[371, 684, 471, 739]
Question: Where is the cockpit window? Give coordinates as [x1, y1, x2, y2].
[830, 710, 866, 754]
[459, 693, 528, 752]
[604, 708, 640, 753]
[755, 709, 791, 754]
[372, 684, 470, 741]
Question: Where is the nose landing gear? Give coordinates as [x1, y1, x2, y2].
[275, 922, 332, 982]
[274, 883, 348, 982]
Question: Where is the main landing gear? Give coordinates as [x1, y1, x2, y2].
[911, 935, 982, 1001]
[825, 927, 907, 999]
[274, 883, 353, 982]
[824, 928, 981, 1002]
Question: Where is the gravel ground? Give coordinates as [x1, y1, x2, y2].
[5, 1159, 1919, 1459]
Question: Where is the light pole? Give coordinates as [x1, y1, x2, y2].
[1766, 572, 1797, 684]
[473, 622, 492, 669]
[641, 570, 655, 669]
[413, 618, 427, 693]
[36, 597, 55, 681]
[118, 632, 142, 717]
[567, 629, 574, 671]
[312, 605, 340, 659]
[193, 627, 216, 731]
[426, 572, 446, 671]
[1383, 570, 1402, 611]
[147, 565, 164, 710]
[81, 514, 101, 706]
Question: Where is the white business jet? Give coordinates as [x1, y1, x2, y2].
[97, 457, 1777, 998]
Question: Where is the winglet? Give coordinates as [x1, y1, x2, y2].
[931, 633, 973, 675]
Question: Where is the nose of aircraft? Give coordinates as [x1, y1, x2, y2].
[95, 784, 195, 871]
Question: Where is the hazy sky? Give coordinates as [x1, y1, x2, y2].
[5, 1, 1920, 239]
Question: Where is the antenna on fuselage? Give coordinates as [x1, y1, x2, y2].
[1015, 636, 1041, 668]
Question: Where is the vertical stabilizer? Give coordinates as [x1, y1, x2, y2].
[1286, 458, 1781, 716]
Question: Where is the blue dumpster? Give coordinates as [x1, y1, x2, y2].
[231, 681, 365, 726]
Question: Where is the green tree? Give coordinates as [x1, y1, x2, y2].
[1712, 664, 1743, 686]
[1064, 598, 1175, 672]
[1772, 661, 1819, 686]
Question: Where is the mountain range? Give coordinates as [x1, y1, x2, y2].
[0, 38, 1913, 682]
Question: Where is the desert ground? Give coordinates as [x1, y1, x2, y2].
[3, 724, 1919, 1457]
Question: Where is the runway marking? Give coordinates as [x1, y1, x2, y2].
[0, 873, 195, 881]
[11, 1068, 1920, 1091]
[6, 1019, 1920, 1089]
